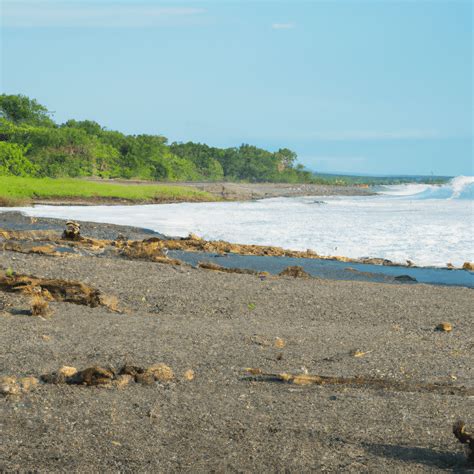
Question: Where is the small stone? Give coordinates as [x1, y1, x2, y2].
[58, 366, 78, 378]
[274, 337, 286, 349]
[436, 322, 453, 332]
[183, 369, 195, 381]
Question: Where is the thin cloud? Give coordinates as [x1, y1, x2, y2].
[2, 1, 206, 28]
[272, 22, 295, 30]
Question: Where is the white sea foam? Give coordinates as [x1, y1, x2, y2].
[3, 177, 473, 268]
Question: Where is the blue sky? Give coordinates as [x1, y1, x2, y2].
[1, 0, 472, 176]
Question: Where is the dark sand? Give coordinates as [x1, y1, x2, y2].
[0, 217, 473, 472]
[152, 181, 376, 200]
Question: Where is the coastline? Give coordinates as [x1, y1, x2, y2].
[87, 180, 377, 202]
[1, 182, 376, 207]
[1, 212, 472, 282]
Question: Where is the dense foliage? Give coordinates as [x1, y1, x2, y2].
[0, 94, 314, 182]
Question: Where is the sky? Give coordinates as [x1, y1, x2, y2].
[1, 0, 472, 176]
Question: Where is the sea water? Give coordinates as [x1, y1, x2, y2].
[5, 176, 474, 268]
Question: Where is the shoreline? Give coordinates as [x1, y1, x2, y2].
[1, 212, 472, 281]
[0, 182, 376, 207]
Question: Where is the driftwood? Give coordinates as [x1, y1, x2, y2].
[0, 272, 119, 311]
[243, 369, 474, 396]
[198, 261, 258, 275]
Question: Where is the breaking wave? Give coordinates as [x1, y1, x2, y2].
[380, 176, 474, 200]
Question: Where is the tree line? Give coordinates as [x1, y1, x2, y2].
[0, 94, 314, 183]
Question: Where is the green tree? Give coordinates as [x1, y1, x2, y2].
[0, 94, 54, 126]
[0, 142, 37, 176]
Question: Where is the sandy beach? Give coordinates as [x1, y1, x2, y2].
[0, 214, 473, 472]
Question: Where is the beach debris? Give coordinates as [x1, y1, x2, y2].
[183, 369, 195, 381]
[0, 272, 120, 311]
[274, 337, 286, 348]
[1, 241, 69, 257]
[462, 262, 474, 271]
[42, 366, 114, 386]
[79, 367, 115, 386]
[453, 420, 474, 464]
[140, 236, 325, 260]
[42, 363, 175, 388]
[243, 369, 474, 395]
[118, 240, 183, 265]
[278, 266, 310, 278]
[31, 290, 50, 317]
[198, 261, 258, 275]
[0, 229, 60, 241]
[351, 350, 372, 358]
[0, 375, 39, 396]
[62, 221, 81, 241]
[446, 263, 454, 269]
[245, 368, 263, 376]
[436, 322, 453, 332]
[1, 228, 427, 269]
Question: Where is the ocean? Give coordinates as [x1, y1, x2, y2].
[6, 176, 474, 268]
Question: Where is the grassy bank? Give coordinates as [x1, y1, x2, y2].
[0, 176, 217, 206]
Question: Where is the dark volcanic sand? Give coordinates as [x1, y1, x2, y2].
[0, 217, 473, 472]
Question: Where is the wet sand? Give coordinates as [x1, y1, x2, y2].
[0, 215, 473, 472]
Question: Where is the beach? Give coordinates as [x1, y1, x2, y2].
[0, 214, 473, 472]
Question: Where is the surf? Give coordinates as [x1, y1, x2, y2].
[379, 176, 474, 200]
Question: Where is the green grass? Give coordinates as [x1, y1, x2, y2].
[0, 176, 217, 205]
